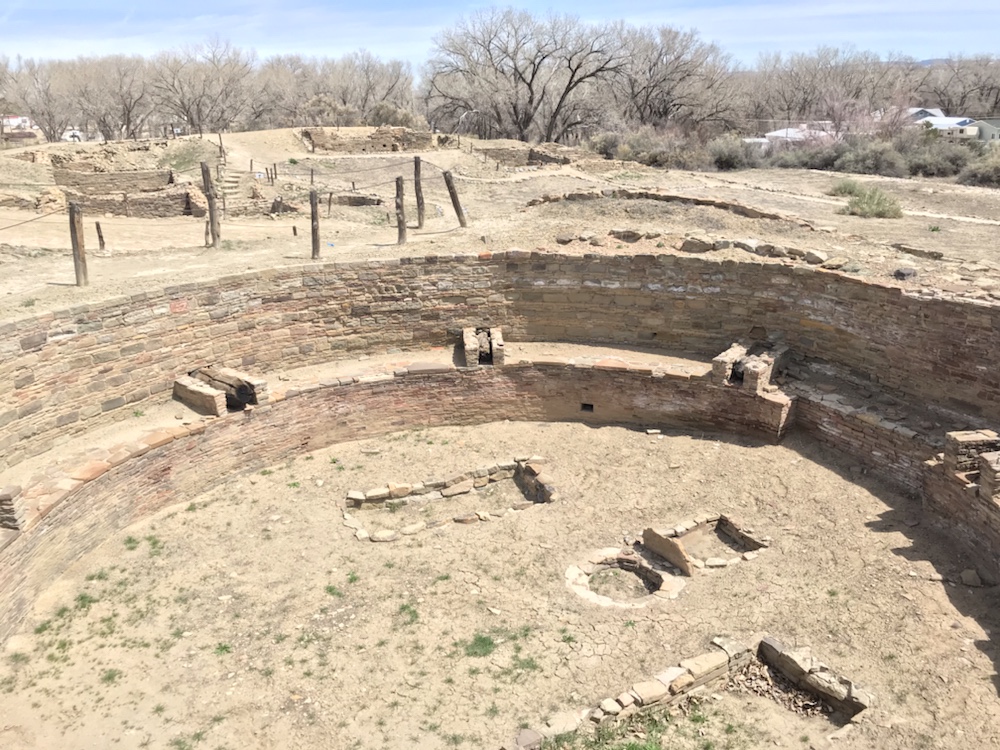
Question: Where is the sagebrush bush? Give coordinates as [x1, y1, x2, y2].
[768, 141, 847, 170]
[957, 151, 1000, 188]
[588, 132, 621, 159]
[832, 141, 908, 178]
[827, 178, 866, 197]
[707, 136, 761, 170]
[906, 141, 974, 177]
[840, 187, 903, 218]
[612, 127, 714, 170]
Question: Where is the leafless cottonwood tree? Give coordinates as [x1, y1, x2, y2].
[149, 39, 258, 134]
[74, 56, 152, 140]
[425, 8, 624, 142]
[610, 26, 738, 130]
[8, 58, 77, 143]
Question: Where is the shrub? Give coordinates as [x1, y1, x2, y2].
[957, 151, 1000, 188]
[833, 141, 907, 178]
[707, 136, 761, 171]
[601, 127, 714, 170]
[840, 187, 903, 218]
[587, 131, 621, 159]
[768, 141, 846, 170]
[906, 141, 974, 177]
[828, 178, 866, 197]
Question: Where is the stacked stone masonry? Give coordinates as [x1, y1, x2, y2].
[4, 250, 1000, 639]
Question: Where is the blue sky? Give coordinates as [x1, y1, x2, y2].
[0, 1, 996, 67]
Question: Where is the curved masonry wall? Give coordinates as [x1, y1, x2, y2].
[4, 251, 1000, 475]
[0, 362, 789, 642]
[3, 249, 1000, 640]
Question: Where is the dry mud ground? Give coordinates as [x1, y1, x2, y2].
[3, 422, 1000, 750]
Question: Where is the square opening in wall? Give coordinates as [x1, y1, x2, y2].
[581, 403, 595, 413]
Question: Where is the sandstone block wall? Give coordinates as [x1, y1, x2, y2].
[4, 250, 1000, 475]
[53, 169, 172, 194]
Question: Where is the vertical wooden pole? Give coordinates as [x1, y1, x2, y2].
[95, 221, 105, 251]
[292, 225, 298, 237]
[123, 192, 130, 218]
[310, 189, 320, 260]
[205, 221, 210, 246]
[250, 158, 253, 173]
[395, 176, 406, 245]
[69, 202, 88, 286]
[327, 191, 333, 218]
[310, 168, 314, 185]
[217, 132, 224, 158]
[216, 163, 221, 181]
[200, 161, 220, 248]
[273, 163, 278, 179]
[414, 156, 425, 229]
[442, 171, 467, 228]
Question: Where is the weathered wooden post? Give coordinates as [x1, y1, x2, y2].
[327, 191, 333, 219]
[443, 171, 467, 228]
[200, 161, 220, 248]
[310, 168, 314, 185]
[310, 189, 320, 260]
[95, 221, 105, 251]
[414, 156, 425, 229]
[69, 202, 88, 286]
[395, 176, 406, 245]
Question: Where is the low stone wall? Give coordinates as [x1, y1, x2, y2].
[63, 184, 208, 218]
[53, 169, 172, 194]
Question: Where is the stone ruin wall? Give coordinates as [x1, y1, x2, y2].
[50, 169, 208, 218]
[302, 127, 436, 154]
[3, 250, 1000, 638]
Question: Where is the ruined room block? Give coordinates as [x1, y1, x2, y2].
[490, 327, 505, 366]
[191, 366, 269, 410]
[979, 451, 1000, 502]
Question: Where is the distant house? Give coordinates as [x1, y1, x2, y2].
[908, 107, 946, 121]
[764, 126, 834, 143]
[971, 118, 1000, 146]
[1, 114, 33, 131]
[918, 117, 979, 140]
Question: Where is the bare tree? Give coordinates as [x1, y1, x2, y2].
[425, 8, 624, 142]
[150, 39, 258, 134]
[611, 26, 737, 130]
[74, 56, 152, 140]
[9, 58, 77, 143]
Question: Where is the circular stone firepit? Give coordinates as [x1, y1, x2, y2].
[565, 547, 686, 609]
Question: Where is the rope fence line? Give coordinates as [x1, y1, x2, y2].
[0, 209, 65, 233]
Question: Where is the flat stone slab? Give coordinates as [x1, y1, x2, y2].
[631, 679, 669, 705]
[370, 530, 399, 543]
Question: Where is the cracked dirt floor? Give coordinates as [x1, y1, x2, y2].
[2, 422, 999, 750]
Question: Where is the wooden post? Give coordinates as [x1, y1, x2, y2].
[414, 156, 425, 229]
[250, 158, 253, 173]
[327, 191, 333, 219]
[351, 181, 355, 192]
[443, 171, 467, 228]
[395, 176, 406, 245]
[276, 196, 283, 215]
[310, 168, 314, 185]
[217, 132, 224, 157]
[95, 221, 105, 251]
[123, 192, 130, 218]
[200, 161, 220, 248]
[273, 163, 278, 179]
[310, 189, 320, 260]
[216, 163, 221, 181]
[292, 225, 298, 237]
[205, 221, 210, 246]
[221, 193, 227, 219]
[69, 202, 88, 286]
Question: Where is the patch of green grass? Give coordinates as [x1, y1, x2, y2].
[153, 703, 165, 715]
[100, 668, 122, 684]
[145, 536, 164, 556]
[132, 409, 145, 418]
[260, 469, 273, 476]
[347, 571, 359, 584]
[434, 573, 451, 583]
[325, 585, 344, 598]
[85, 569, 109, 582]
[124, 536, 140, 551]
[7, 652, 29, 665]
[463, 633, 497, 657]
[398, 603, 419, 625]
[20, 298, 36, 307]
[929, 225, 941, 232]
[75, 592, 99, 610]
[34, 620, 51, 634]
[214, 643, 232, 655]
[287, 481, 300, 489]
